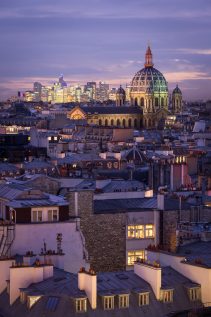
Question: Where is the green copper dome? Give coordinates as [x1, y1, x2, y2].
[130, 67, 168, 94]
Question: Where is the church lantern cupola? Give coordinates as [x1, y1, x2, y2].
[116, 85, 126, 106]
[145, 46, 154, 68]
[172, 84, 182, 114]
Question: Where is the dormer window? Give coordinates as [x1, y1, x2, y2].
[187, 287, 201, 301]
[75, 298, 87, 313]
[27, 295, 42, 309]
[118, 294, 129, 308]
[139, 292, 149, 306]
[20, 290, 27, 304]
[103, 296, 114, 310]
[160, 289, 173, 303]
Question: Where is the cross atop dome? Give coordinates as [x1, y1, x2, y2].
[145, 45, 154, 68]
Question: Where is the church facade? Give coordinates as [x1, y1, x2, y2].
[68, 46, 182, 129]
[67, 105, 142, 129]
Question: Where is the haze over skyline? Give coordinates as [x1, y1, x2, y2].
[0, 0, 211, 101]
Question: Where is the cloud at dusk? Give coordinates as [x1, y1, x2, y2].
[0, 0, 211, 100]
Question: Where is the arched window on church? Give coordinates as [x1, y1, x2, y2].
[135, 98, 138, 106]
[141, 97, 144, 107]
[99, 119, 102, 126]
[111, 119, 114, 126]
[155, 98, 159, 107]
[117, 119, 121, 126]
[161, 97, 164, 107]
[122, 119, 126, 127]
[105, 119, 108, 126]
[134, 119, 137, 128]
[128, 118, 132, 128]
[148, 118, 152, 127]
[140, 119, 142, 128]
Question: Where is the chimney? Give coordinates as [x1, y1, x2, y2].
[0, 259, 14, 294]
[134, 262, 161, 300]
[74, 192, 79, 217]
[10, 264, 53, 305]
[157, 194, 165, 210]
[78, 268, 97, 309]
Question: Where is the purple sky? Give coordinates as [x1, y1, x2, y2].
[0, 0, 211, 101]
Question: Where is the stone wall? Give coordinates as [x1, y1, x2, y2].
[66, 190, 126, 272]
[162, 209, 191, 252]
[162, 210, 179, 252]
[162, 206, 211, 252]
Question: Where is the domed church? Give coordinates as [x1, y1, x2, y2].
[130, 46, 169, 128]
[68, 45, 182, 130]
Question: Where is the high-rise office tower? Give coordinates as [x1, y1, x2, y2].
[96, 81, 109, 102]
[33, 82, 42, 101]
[85, 82, 96, 101]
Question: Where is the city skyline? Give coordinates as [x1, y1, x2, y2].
[0, 0, 211, 101]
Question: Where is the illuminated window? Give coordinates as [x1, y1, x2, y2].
[32, 210, 42, 222]
[139, 292, 149, 306]
[188, 287, 201, 301]
[127, 250, 145, 266]
[145, 225, 154, 238]
[48, 209, 58, 222]
[127, 225, 154, 239]
[119, 294, 129, 308]
[27, 295, 42, 309]
[160, 290, 173, 303]
[128, 225, 144, 239]
[103, 296, 114, 310]
[75, 299, 87, 313]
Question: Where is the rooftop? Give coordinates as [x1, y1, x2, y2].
[177, 241, 211, 268]
[94, 197, 157, 213]
[0, 268, 201, 317]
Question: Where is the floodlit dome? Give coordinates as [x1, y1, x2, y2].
[130, 46, 168, 94]
[129, 46, 169, 128]
[130, 67, 168, 94]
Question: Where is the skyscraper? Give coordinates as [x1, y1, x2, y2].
[33, 82, 42, 102]
[96, 81, 109, 102]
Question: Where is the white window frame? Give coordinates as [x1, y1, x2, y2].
[103, 296, 114, 310]
[118, 294, 129, 308]
[75, 298, 87, 313]
[139, 292, 149, 306]
[20, 291, 27, 304]
[31, 210, 42, 222]
[188, 287, 201, 301]
[127, 250, 145, 266]
[160, 290, 173, 303]
[47, 209, 59, 222]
